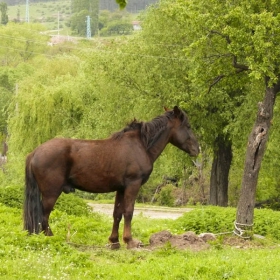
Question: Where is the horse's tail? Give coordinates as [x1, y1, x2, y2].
[23, 152, 43, 234]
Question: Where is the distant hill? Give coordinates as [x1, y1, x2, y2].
[100, 0, 158, 12]
[6, 0, 158, 13]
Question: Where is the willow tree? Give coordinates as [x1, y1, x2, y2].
[0, 23, 48, 66]
[168, 0, 280, 235]
[8, 55, 96, 156]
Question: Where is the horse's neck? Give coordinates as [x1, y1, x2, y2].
[147, 129, 171, 163]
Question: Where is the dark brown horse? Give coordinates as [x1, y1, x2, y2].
[24, 106, 199, 249]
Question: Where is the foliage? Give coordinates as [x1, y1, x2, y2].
[0, 203, 280, 279]
[0, 184, 91, 216]
[173, 206, 280, 241]
[174, 206, 236, 234]
[69, 0, 99, 36]
[100, 20, 133, 36]
[54, 193, 92, 216]
[98, 10, 133, 36]
[137, 0, 280, 207]
[3, 0, 280, 209]
[8, 54, 98, 156]
[0, 23, 49, 66]
[115, 0, 127, 9]
[257, 98, 280, 203]
[0, 185, 23, 209]
[0, 2, 8, 25]
[0, 67, 14, 137]
[69, 10, 90, 36]
[155, 184, 176, 207]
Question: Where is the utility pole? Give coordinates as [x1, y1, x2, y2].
[57, 11, 60, 37]
[86, 15, 91, 39]
[25, 0, 29, 23]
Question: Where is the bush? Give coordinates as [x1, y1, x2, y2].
[254, 208, 280, 240]
[174, 206, 236, 234]
[172, 206, 280, 241]
[55, 193, 91, 216]
[156, 184, 176, 206]
[0, 185, 90, 216]
[0, 185, 24, 209]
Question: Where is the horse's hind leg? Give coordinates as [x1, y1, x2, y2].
[41, 194, 61, 236]
[108, 190, 124, 249]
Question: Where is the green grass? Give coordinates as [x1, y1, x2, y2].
[0, 201, 280, 279]
[7, 0, 72, 34]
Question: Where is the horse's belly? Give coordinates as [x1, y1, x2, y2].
[69, 172, 124, 193]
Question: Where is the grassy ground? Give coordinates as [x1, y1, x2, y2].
[1, 201, 280, 279]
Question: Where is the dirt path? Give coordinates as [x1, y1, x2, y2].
[89, 203, 193, 220]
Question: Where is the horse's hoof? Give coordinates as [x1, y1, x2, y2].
[108, 242, 120, 250]
[126, 239, 143, 249]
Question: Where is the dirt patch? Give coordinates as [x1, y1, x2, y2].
[147, 230, 216, 251]
[146, 231, 270, 251]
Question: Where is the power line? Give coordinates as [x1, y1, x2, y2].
[0, 43, 189, 62]
[0, 32, 188, 61]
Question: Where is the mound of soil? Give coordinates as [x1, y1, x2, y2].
[147, 230, 216, 251]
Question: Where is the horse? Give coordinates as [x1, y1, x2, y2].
[24, 106, 199, 249]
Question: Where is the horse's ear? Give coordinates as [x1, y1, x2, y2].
[164, 106, 169, 111]
[173, 106, 181, 117]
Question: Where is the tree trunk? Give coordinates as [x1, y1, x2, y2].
[209, 135, 232, 206]
[235, 77, 280, 237]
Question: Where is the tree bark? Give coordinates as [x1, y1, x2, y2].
[209, 135, 232, 206]
[235, 77, 280, 237]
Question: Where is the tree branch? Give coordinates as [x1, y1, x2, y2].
[209, 30, 231, 44]
[209, 30, 249, 72]
[207, 74, 225, 94]
[232, 55, 249, 72]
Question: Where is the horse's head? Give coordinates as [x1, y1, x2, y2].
[168, 106, 199, 157]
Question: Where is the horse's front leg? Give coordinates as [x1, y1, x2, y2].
[122, 182, 143, 249]
[108, 190, 124, 249]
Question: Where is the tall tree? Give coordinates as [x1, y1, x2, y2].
[117, 0, 250, 206]
[170, 0, 280, 235]
[70, 0, 99, 36]
[0, 2, 8, 25]
[209, 135, 232, 206]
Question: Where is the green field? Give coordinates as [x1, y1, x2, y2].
[0, 189, 279, 279]
[7, 1, 72, 34]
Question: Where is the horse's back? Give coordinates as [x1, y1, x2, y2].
[28, 136, 152, 193]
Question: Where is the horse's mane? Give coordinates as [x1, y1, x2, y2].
[111, 110, 188, 150]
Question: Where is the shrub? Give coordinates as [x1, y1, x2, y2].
[0, 185, 24, 209]
[173, 206, 235, 234]
[156, 184, 176, 206]
[254, 208, 280, 240]
[0, 185, 90, 216]
[172, 206, 280, 241]
[53, 193, 91, 217]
